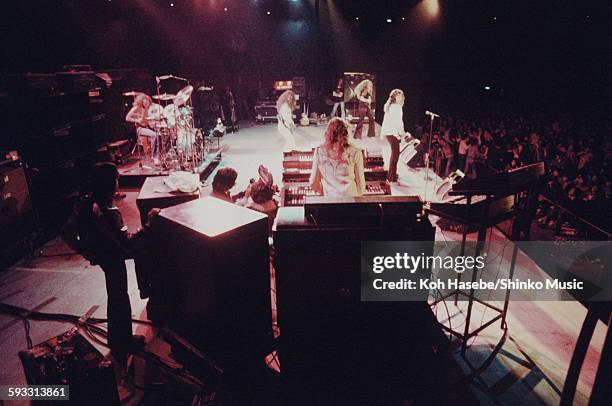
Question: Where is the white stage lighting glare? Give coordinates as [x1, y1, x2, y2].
[424, 0, 439, 17]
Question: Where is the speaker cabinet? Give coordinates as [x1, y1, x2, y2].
[0, 163, 36, 267]
[149, 197, 272, 365]
[0, 164, 32, 227]
[273, 204, 436, 383]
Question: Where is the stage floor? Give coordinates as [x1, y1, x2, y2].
[0, 121, 607, 405]
[203, 121, 445, 202]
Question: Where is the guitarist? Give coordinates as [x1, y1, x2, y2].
[276, 90, 297, 152]
[353, 79, 375, 138]
[330, 77, 345, 118]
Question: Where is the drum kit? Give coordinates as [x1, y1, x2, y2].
[124, 76, 206, 171]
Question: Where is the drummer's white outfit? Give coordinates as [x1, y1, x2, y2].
[277, 103, 296, 152]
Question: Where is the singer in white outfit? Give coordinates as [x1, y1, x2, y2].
[380, 89, 409, 183]
[276, 90, 297, 152]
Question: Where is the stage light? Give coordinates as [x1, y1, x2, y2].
[224, 7, 228, 12]
[424, 0, 439, 17]
[401, 17, 405, 21]
[484, 85, 491, 90]
[170, 2, 174, 7]
[355, 17, 359, 21]
[386, 18, 392, 23]
[266, 11, 271, 15]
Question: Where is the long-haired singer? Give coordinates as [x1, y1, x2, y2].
[381, 89, 410, 184]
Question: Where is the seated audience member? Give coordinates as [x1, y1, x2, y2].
[211, 167, 238, 202]
[243, 165, 279, 233]
[310, 117, 366, 197]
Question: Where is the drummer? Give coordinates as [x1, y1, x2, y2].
[125, 93, 161, 163]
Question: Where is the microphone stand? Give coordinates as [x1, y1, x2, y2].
[424, 111, 438, 202]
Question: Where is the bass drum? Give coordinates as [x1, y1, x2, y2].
[163, 104, 179, 127]
[177, 106, 194, 128]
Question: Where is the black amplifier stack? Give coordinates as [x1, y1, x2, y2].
[0, 68, 151, 234]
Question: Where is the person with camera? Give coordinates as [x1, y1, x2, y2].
[61, 162, 160, 398]
[63, 163, 159, 366]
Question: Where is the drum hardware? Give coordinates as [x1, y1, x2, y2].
[174, 85, 194, 106]
[153, 93, 178, 101]
[123, 90, 142, 97]
[153, 77, 202, 171]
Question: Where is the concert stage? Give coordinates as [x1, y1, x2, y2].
[198, 121, 444, 203]
[0, 122, 607, 405]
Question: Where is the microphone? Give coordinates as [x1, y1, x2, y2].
[425, 110, 439, 118]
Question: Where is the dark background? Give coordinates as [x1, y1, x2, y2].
[1, 0, 609, 122]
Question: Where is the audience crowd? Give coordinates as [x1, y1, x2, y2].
[421, 113, 611, 235]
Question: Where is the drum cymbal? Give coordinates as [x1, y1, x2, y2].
[153, 93, 177, 101]
[174, 85, 194, 106]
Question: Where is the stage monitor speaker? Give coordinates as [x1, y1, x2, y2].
[406, 138, 429, 168]
[148, 197, 272, 366]
[435, 170, 465, 201]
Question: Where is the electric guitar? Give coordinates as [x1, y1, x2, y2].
[300, 104, 310, 126]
